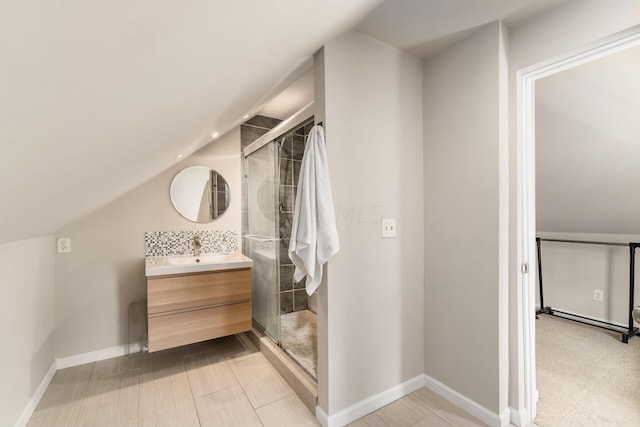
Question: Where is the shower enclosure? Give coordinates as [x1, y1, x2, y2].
[243, 104, 318, 378]
[244, 141, 281, 342]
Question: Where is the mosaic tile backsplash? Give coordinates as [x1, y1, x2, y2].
[145, 230, 238, 257]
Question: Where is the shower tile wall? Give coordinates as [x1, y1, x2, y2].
[241, 116, 314, 315]
[278, 120, 313, 313]
[241, 116, 282, 235]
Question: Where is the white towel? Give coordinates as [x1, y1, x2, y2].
[288, 125, 339, 295]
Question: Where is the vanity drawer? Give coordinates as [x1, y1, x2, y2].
[147, 268, 251, 315]
[147, 301, 252, 352]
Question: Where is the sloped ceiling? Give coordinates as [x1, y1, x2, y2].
[0, 0, 381, 244]
[0, 0, 575, 245]
[258, 67, 315, 120]
[536, 44, 640, 234]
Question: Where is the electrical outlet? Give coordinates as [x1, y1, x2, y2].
[594, 289, 604, 301]
[381, 218, 396, 238]
[57, 237, 71, 254]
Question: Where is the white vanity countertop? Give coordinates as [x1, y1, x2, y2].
[145, 252, 253, 277]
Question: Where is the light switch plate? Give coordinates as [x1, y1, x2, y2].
[381, 218, 396, 238]
[57, 237, 71, 253]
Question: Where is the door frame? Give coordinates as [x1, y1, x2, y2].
[515, 24, 640, 425]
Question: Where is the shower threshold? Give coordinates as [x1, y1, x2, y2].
[244, 325, 318, 413]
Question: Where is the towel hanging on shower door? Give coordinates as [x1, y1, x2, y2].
[288, 124, 339, 296]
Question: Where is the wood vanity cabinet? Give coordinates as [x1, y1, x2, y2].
[146, 267, 251, 352]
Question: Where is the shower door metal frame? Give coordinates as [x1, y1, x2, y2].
[242, 104, 315, 349]
[244, 102, 314, 157]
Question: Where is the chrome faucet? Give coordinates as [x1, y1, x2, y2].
[193, 236, 201, 256]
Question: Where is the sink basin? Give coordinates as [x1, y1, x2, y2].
[167, 254, 228, 266]
[145, 253, 253, 277]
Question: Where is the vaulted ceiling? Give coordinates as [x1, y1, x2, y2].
[0, 0, 380, 244]
[536, 43, 640, 234]
[1, 0, 571, 244]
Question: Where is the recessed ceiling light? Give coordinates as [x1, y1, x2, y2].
[175, 153, 184, 159]
[211, 131, 219, 139]
[243, 114, 250, 120]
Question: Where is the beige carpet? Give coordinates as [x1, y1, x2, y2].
[536, 315, 640, 426]
[281, 309, 317, 379]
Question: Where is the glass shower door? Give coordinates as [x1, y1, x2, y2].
[244, 142, 280, 342]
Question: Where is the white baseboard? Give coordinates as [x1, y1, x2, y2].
[316, 374, 425, 427]
[422, 374, 507, 427]
[14, 360, 56, 427]
[15, 344, 133, 427]
[316, 406, 329, 427]
[315, 374, 509, 427]
[500, 408, 510, 426]
[509, 406, 531, 426]
[56, 344, 127, 369]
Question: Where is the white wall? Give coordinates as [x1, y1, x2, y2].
[55, 128, 241, 358]
[318, 30, 425, 417]
[423, 21, 508, 416]
[507, 0, 640, 418]
[0, 237, 55, 427]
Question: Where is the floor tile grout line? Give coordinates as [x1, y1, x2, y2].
[71, 361, 97, 427]
[188, 359, 239, 401]
[252, 391, 295, 411]
[135, 358, 142, 427]
[423, 406, 456, 427]
[228, 351, 295, 416]
[405, 391, 470, 427]
[227, 351, 254, 407]
[225, 354, 268, 427]
[137, 356, 143, 427]
[183, 353, 204, 427]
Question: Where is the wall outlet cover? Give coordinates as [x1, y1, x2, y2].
[57, 237, 71, 254]
[594, 289, 604, 301]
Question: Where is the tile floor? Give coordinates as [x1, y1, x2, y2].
[347, 387, 488, 427]
[27, 332, 547, 427]
[27, 335, 319, 427]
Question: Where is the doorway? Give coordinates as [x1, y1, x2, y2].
[517, 25, 640, 425]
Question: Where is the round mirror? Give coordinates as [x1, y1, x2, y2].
[170, 166, 230, 222]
